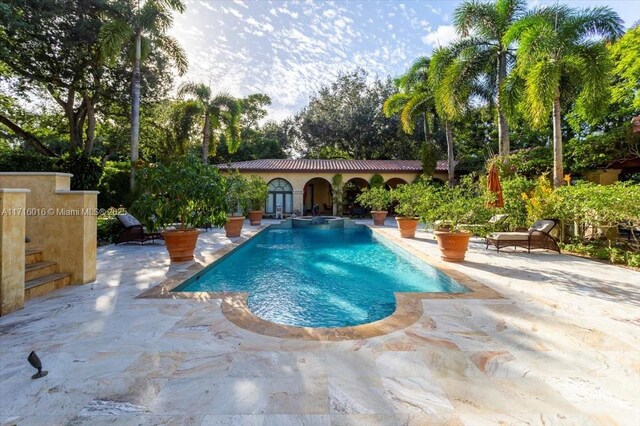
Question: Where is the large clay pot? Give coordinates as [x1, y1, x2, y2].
[248, 210, 264, 226]
[370, 210, 388, 226]
[434, 230, 472, 262]
[396, 217, 419, 238]
[161, 229, 200, 262]
[224, 216, 245, 238]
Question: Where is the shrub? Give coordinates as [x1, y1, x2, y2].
[246, 175, 268, 211]
[499, 175, 536, 229]
[131, 156, 228, 231]
[97, 208, 124, 244]
[0, 150, 55, 171]
[98, 161, 130, 209]
[369, 173, 385, 188]
[356, 186, 392, 211]
[417, 178, 491, 230]
[55, 149, 103, 190]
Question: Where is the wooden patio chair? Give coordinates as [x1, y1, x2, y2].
[115, 213, 164, 245]
[486, 219, 560, 253]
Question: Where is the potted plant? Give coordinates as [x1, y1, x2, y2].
[224, 172, 249, 237]
[246, 175, 268, 225]
[421, 180, 487, 262]
[356, 186, 392, 225]
[131, 156, 227, 262]
[392, 183, 426, 238]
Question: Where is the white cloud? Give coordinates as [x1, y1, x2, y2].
[421, 25, 457, 47]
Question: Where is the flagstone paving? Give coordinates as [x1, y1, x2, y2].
[1, 220, 639, 425]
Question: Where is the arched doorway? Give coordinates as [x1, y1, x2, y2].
[266, 178, 293, 216]
[344, 177, 369, 217]
[385, 177, 408, 189]
[303, 177, 332, 215]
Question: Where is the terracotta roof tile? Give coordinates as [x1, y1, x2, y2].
[217, 159, 451, 172]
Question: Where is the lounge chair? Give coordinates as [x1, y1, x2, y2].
[115, 214, 163, 245]
[459, 213, 509, 235]
[486, 219, 560, 253]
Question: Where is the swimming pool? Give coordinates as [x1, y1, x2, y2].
[174, 226, 469, 327]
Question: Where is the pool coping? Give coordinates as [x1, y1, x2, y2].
[137, 223, 504, 341]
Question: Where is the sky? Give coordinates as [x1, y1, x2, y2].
[169, 0, 640, 123]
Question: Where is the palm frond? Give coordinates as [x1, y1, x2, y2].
[382, 93, 412, 117]
[156, 35, 188, 75]
[99, 20, 133, 63]
[453, 0, 497, 38]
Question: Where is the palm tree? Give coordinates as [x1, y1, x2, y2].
[430, 46, 483, 187]
[451, 0, 528, 157]
[177, 82, 242, 164]
[100, 0, 188, 190]
[383, 57, 439, 175]
[504, 5, 623, 187]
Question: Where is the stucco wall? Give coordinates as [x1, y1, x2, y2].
[0, 173, 98, 284]
[0, 189, 28, 315]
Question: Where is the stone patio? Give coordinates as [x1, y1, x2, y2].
[1, 219, 639, 425]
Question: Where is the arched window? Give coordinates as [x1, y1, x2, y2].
[267, 178, 293, 214]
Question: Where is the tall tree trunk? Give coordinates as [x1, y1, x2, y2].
[445, 120, 455, 188]
[130, 33, 142, 191]
[552, 95, 563, 187]
[202, 111, 211, 164]
[84, 96, 96, 155]
[422, 112, 431, 143]
[497, 51, 510, 157]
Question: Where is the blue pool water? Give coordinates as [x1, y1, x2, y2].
[175, 226, 468, 327]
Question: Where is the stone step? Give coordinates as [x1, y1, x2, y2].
[24, 261, 57, 281]
[25, 273, 71, 301]
[25, 248, 43, 265]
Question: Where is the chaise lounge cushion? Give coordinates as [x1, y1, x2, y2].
[529, 219, 555, 234]
[116, 213, 142, 228]
[488, 232, 529, 241]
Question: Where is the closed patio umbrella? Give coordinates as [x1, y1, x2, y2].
[487, 163, 504, 208]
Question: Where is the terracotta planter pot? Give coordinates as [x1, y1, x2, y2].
[248, 210, 264, 226]
[161, 229, 200, 262]
[396, 217, 419, 238]
[434, 230, 472, 262]
[225, 216, 245, 238]
[370, 210, 388, 226]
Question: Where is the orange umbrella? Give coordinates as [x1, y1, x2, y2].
[487, 163, 504, 208]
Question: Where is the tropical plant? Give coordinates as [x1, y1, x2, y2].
[177, 82, 242, 164]
[332, 174, 344, 216]
[356, 187, 392, 211]
[224, 172, 249, 217]
[450, 0, 528, 156]
[429, 46, 465, 187]
[418, 179, 491, 231]
[503, 5, 624, 187]
[383, 57, 438, 174]
[130, 156, 227, 231]
[609, 25, 640, 113]
[99, 0, 189, 190]
[392, 183, 427, 218]
[246, 175, 268, 211]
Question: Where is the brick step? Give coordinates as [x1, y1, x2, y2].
[25, 261, 57, 281]
[25, 248, 43, 265]
[25, 273, 71, 301]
